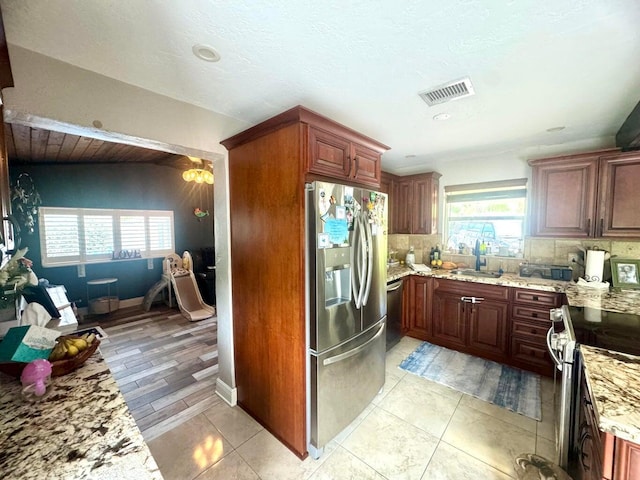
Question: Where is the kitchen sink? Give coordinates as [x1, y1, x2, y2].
[451, 269, 502, 278]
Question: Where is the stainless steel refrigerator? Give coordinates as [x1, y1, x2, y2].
[306, 180, 387, 458]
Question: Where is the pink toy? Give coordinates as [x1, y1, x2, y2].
[21, 359, 52, 397]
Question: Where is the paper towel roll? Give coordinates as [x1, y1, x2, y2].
[585, 250, 605, 282]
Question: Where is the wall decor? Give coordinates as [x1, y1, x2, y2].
[10, 173, 42, 235]
[610, 258, 640, 289]
[194, 207, 210, 220]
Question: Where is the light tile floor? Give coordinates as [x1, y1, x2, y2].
[147, 336, 558, 480]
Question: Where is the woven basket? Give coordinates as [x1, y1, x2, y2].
[0, 337, 100, 379]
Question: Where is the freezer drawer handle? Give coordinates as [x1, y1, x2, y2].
[322, 323, 385, 366]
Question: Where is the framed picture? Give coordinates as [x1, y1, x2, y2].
[610, 259, 640, 289]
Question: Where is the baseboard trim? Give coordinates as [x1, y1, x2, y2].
[216, 378, 237, 406]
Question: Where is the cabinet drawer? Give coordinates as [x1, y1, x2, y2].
[512, 319, 548, 341]
[512, 288, 562, 308]
[510, 337, 552, 367]
[434, 278, 509, 301]
[511, 304, 552, 323]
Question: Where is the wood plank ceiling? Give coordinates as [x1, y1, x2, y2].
[5, 123, 190, 168]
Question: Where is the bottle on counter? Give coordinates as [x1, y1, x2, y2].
[429, 247, 435, 263]
[405, 246, 415, 266]
[434, 244, 441, 261]
[479, 241, 487, 255]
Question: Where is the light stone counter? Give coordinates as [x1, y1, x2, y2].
[0, 353, 163, 480]
[387, 265, 569, 292]
[581, 345, 640, 444]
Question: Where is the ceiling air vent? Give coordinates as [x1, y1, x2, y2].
[418, 77, 475, 106]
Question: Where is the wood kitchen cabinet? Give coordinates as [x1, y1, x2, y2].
[509, 288, 561, 377]
[430, 278, 510, 363]
[405, 275, 432, 339]
[569, 363, 640, 480]
[221, 105, 389, 458]
[308, 124, 386, 188]
[529, 148, 640, 238]
[386, 171, 441, 234]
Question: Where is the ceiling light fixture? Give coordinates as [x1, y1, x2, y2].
[192, 44, 221, 62]
[183, 156, 214, 184]
[183, 168, 214, 184]
[546, 126, 566, 132]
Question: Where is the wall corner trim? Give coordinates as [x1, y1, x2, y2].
[215, 377, 237, 406]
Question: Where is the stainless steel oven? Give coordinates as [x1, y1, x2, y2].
[547, 305, 577, 470]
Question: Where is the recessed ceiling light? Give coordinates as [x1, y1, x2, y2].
[192, 44, 221, 62]
[546, 126, 565, 132]
[433, 113, 451, 121]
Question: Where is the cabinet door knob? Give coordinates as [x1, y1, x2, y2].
[532, 312, 538, 318]
[586, 218, 591, 234]
[600, 218, 604, 236]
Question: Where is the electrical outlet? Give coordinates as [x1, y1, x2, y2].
[568, 253, 579, 265]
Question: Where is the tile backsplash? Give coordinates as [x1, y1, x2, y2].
[388, 234, 640, 275]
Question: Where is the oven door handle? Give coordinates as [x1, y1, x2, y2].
[546, 326, 563, 371]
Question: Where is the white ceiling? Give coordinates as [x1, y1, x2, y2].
[1, 0, 639, 174]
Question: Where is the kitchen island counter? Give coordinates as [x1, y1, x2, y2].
[581, 345, 640, 445]
[0, 352, 163, 480]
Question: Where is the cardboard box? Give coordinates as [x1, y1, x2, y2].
[0, 325, 60, 363]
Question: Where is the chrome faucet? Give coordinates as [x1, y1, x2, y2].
[475, 239, 486, 271]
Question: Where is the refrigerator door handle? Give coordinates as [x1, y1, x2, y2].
[322, 322, 385, 366]
[357, 213, 368, 307]
[361, 214, 373, 306]
[351, 213, 362, 308]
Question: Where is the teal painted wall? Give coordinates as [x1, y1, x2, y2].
[9, 163, 214, 308]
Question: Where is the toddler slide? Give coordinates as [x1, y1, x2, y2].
[170, 270, 216, 322]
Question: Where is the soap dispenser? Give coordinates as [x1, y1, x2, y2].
[405, 246, 415, 266]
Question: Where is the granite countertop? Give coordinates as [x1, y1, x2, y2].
[386, 265, 569, 292]
[0, 353, 163, 480]
[581, 345, 640, 444]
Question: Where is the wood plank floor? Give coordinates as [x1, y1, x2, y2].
[81, 304, 220, 442]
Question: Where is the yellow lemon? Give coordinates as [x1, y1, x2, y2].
[437, 259, 443, 266]
[431, 260, 437, 266]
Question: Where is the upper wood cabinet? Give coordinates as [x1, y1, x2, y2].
[386, 171, 441, 234]
[529, 148, 640, 238]
[222, 105, 389, 190]
[308, 126, 384, 188]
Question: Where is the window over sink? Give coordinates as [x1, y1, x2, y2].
[444, 179, 527, 257]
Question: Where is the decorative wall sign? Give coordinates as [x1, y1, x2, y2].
[111, 249, 142, 260]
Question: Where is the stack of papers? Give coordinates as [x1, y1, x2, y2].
[410, 263, 432, 273]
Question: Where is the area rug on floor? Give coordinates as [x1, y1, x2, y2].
[399, 342, 541, 421]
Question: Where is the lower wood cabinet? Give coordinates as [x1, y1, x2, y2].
[509, 288, 561, 377]
[405, 276, 432, 339]
[569, 366, 640, 480]
[401, 276, 559, 375]
[431, 278, 510, 363]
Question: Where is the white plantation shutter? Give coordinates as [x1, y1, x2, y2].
[84, 213, 115, 258]
[41, 210, 81, 264]
[120, 214, 147, 252]
[39, 207, 174, 267]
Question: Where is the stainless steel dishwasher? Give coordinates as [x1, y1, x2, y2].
[386, 279, 404, 350]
